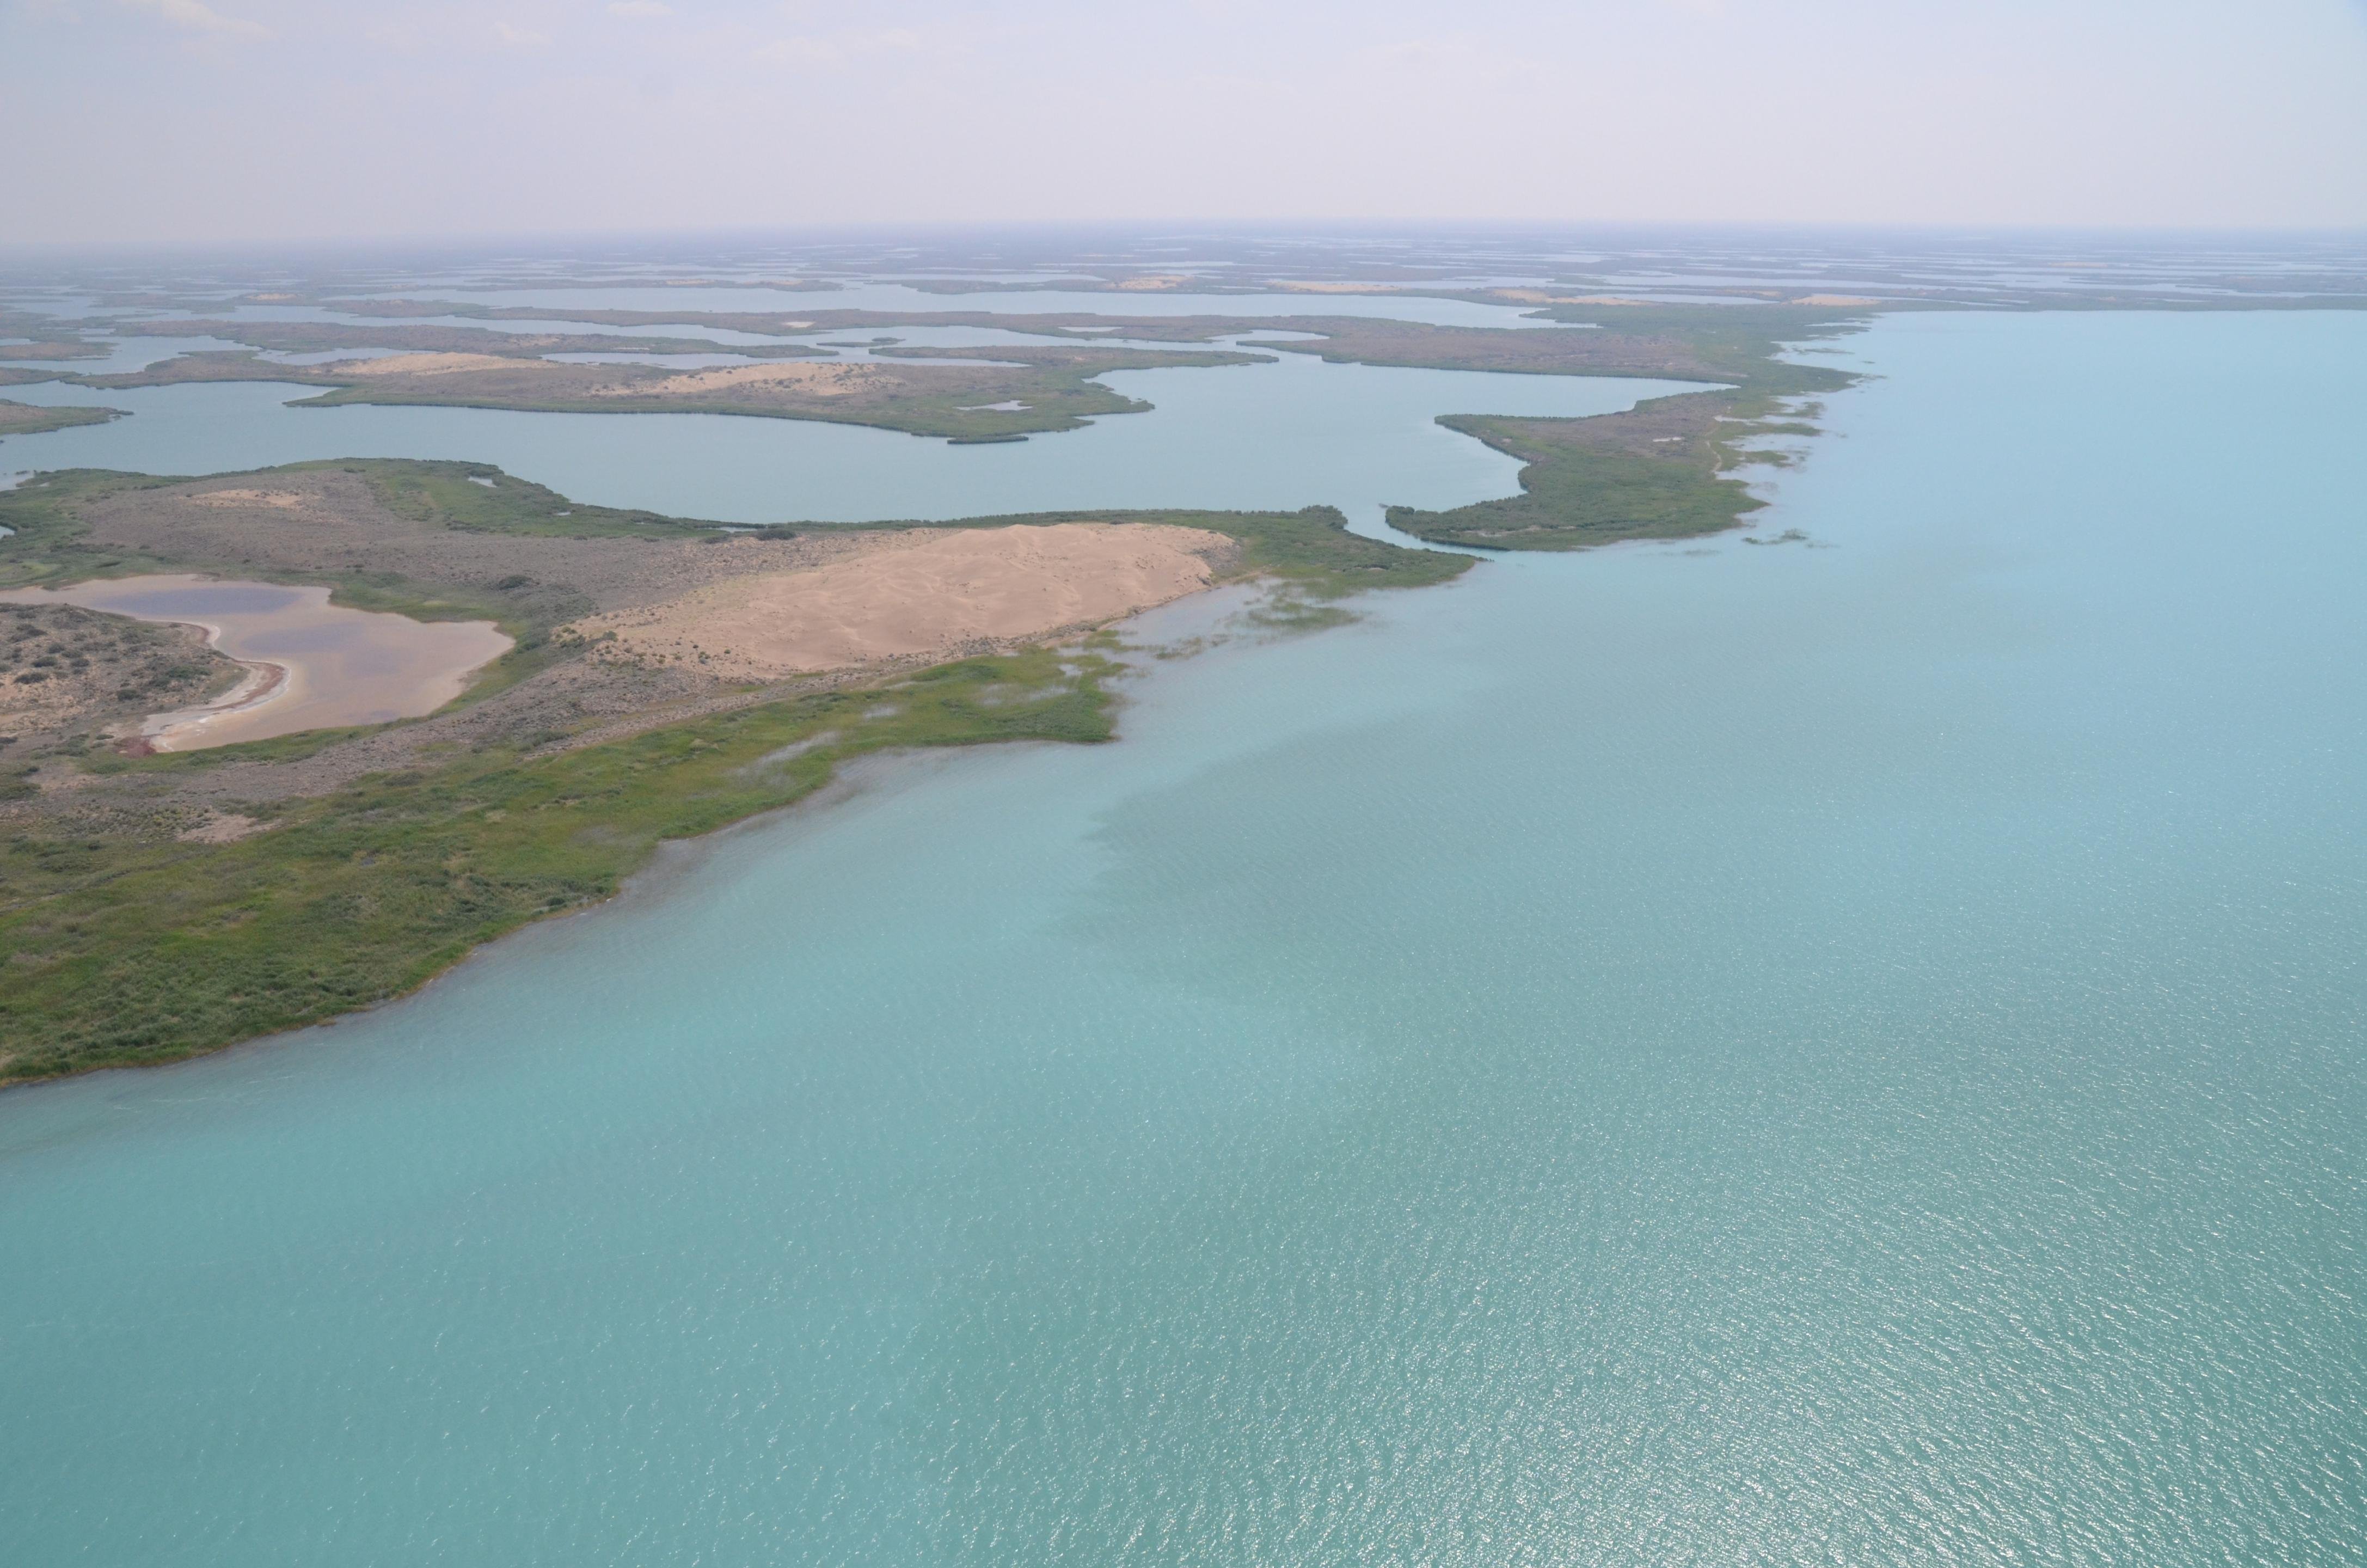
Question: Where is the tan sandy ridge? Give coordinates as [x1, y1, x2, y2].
[571, 522, 1234, 679]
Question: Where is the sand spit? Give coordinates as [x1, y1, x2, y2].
[572, 523, 1232, 679]
[0, 575, 512, 750]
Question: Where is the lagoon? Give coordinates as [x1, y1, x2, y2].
[0, 574, 511, 749]
[1, 311, 2362, 1566]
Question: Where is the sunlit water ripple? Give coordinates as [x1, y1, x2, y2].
[1, 311, 2361, 1565]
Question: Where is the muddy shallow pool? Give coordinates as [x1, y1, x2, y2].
[0, 574, 511, 749]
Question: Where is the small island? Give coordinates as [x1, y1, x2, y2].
[0, 399, 125, 438]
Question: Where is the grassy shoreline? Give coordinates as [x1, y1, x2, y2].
[1, 646, 1126, 1083]
[0, 400, 124, 438]
[0, 462, 1473, 1085]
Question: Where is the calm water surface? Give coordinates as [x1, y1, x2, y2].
[0, 352, 1705, 533]
[2, 313, 2363, 1565]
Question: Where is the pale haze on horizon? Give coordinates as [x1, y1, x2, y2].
[8, 0, 2367, 246]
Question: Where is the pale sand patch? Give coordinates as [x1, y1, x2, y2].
[596, 360, 887, 399]
[330, 352, 524, 378]
[573, 523, 1231, 678]
[1492, 290, 1656, 305]
[189, 488, 306, 509]
[1271, 280, 1405, 295]
[1115, 275, 1193, 291]
[1789, 294, 1884, 307]
[177, 812, 265, 844]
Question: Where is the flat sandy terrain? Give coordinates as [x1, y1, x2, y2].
[572, 523, 1233, 678]
[329, 352, 887, 401]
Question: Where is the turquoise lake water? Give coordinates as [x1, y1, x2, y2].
[3, 311, 2363, 1565]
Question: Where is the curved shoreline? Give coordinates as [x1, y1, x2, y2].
[0, 574, 511, 752]
[125, 641, 290, 754]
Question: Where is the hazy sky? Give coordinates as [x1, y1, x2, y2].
[9, 0, 2367, 244]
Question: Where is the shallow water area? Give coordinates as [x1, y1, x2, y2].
[0, 574, 511, 748]
[2, 310, 2364, 1566]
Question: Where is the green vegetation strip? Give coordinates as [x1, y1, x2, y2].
[0, 652, 1113, 1082]
[1389, 391, 1808, 550]
[0, 458, 1473, 1082]
[0, 401, 122, 437]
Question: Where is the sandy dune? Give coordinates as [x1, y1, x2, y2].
[572, 523, 1234, 678]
